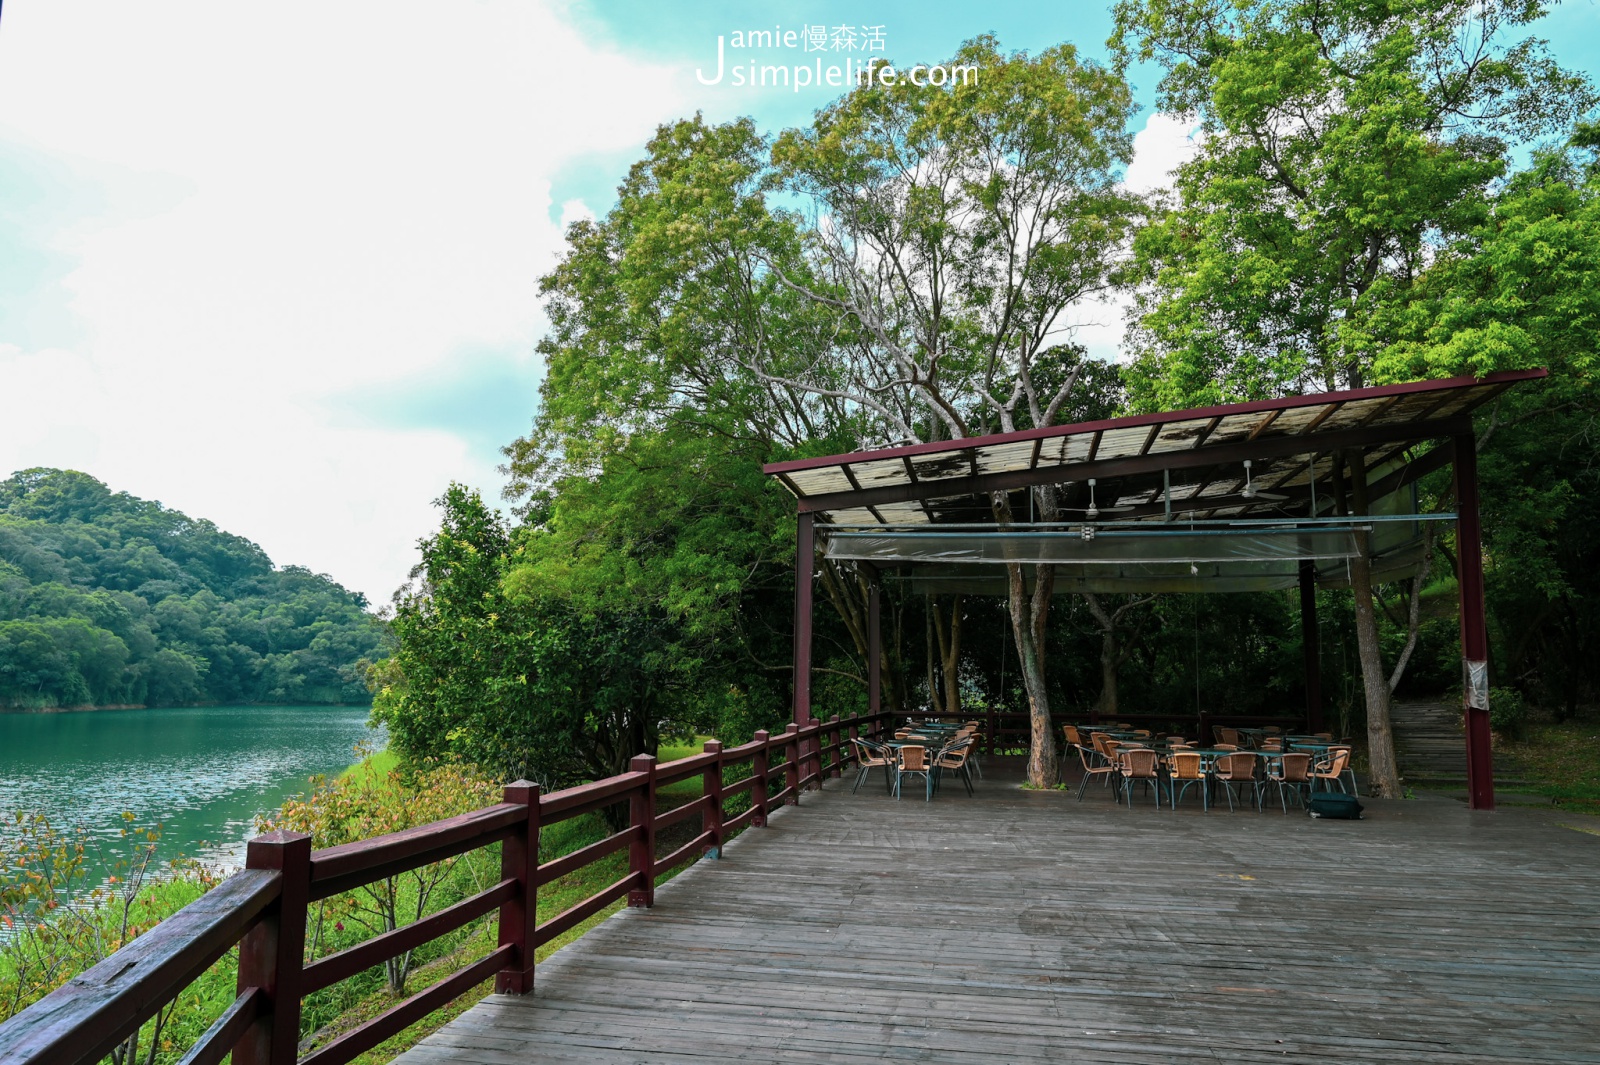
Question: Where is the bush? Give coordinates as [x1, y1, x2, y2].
[1489, 687, 1527, 739]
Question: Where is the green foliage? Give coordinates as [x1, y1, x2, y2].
[372, 483, 791, 806]
[1114, 0, 1597, 406]
[0, 469, 383, 708]
[0, 812, 225, 1065]
[1489, 686, 1528, 737]
[255, 759, 500, 996]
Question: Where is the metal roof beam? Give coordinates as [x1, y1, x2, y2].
[796, 416, 1471, 514]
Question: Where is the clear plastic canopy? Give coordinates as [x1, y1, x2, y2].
[823, 515, 1436, 594]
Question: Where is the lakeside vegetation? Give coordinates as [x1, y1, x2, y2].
[1, 737, 720, 1064]
[0, 469, 384, 710]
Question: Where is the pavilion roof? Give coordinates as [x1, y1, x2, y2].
[763, 371, 1546, 528]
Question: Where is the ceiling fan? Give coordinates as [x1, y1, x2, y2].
[1238, 460, 1291, 502]
[1060, 478, 1136, 520]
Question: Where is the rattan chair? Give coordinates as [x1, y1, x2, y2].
[933, 739, 975, 796]
[893, 744, 934, 801]
[1265, 753, 1312, 812]
[1217, 727, 1244, 747]
[849, 738, 894, 795]
[1212, 752, 1259, 811]
[1119, 748, 1163, 808]
[1166, 750, 1207, 811]
[1074, 743, 1117, 800]
[1311, 747, 1352, 794]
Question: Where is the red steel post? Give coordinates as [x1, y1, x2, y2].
[1299, 560, 1324, 734]
[1454, 432, 1496, 810]
[868, 579, 882, 722]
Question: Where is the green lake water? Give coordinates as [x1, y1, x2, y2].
[0, 705, 381, 875]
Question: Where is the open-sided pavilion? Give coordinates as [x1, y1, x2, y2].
[764, 370, 1549, 811]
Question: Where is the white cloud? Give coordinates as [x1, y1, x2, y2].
[0, 1, 688, 604]
[1062, 113, 1201, 363]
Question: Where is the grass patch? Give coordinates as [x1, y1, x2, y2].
[337, 748, 399, 785]
[1500, 719, 1600, 812]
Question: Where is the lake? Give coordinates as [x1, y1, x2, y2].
[0, 705, 381, 876]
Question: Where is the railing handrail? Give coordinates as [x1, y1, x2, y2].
[0, 869, 280, 1065]
[0, 710, 892, 1065]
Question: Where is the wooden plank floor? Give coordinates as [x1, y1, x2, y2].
[396, 762, 1600, 1064]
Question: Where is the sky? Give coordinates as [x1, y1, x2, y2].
[1, 1, 1596, 607]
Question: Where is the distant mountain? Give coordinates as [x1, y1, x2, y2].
[0, 468, 385, 710]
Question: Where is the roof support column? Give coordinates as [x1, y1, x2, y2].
[867, 577, 881, 719]
[793, 511, 814, 730]
[1299, 560, 1323, 734]
[1453, 432, 1495, 811]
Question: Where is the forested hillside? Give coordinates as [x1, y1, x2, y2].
[0, 468, 383, 709]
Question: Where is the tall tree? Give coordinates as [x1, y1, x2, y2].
[766, 36, 1143, 786]
[1112, 0, 1594, 795]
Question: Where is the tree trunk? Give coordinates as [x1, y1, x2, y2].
[1348, 455, 1403, 798]
[992, 489, 1058, 787]
[816, 558, 904, 715]
[1098, 629, 1119, 717]
[933, 594, 963, 716]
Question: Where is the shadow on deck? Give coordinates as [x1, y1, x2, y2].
[397, 760, 1600, 1064]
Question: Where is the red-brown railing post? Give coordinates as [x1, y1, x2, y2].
[828, 714, 842, 778]
[988, 708, 998, 757]
[701, 740, 724, 858]
[751, 729, 770, 827]
[495, 780, 539, 994]
[784, 722, 801, 802]
[233, 830, 310, 1065]
[627, 754, 657, 908]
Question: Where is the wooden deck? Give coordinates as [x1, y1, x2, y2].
[396, 762, 1600, 1064]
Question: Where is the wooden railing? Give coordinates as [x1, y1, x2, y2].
[0, 712, 889, 1065]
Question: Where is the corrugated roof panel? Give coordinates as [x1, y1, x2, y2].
[785, 468, 854, 495]
[907, 451, 975, 482]
[1318, 397, 1390, 431]
[873, 503, 929, 524]
[850, 458, 912, 487]
[1263, 405, 1332, 434]
[1094, 425, 1158, 459]
[829, 507, 883, 525]
[1147, 417, 1221, 454]
[1208, 411, 1278, 444]
[1430, 389, 1487, 419]
[973, 439, 1041, 473]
